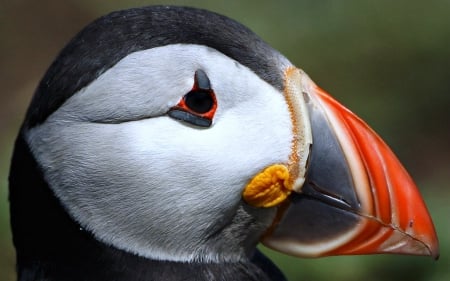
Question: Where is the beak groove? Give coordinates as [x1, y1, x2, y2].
[301, 180, 354, 212]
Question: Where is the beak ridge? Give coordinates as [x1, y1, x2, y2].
[262, 70, 439, 259]
[315, 84, 439, 259]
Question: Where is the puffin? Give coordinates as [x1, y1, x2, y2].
[9, 5, 439, 281]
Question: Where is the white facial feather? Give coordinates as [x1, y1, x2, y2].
[26, 44, 294, 262]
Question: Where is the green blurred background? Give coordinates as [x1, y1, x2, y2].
[1, 1, 449, 280]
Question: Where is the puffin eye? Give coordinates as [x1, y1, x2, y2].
[184, 90, 214, 114]
[168, 70, 217, 128]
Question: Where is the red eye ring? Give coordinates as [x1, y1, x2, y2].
[168, 69, 218, 128]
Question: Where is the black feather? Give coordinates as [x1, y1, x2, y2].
[25, 6, 284, 129]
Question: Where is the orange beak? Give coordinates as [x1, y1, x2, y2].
[262, 71, 439, 259]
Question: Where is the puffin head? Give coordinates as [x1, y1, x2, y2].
[10, 5, 438, 278]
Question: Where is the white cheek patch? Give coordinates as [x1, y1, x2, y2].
[26, 44, 294, 262]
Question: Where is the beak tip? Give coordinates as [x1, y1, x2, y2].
[422, 233, 440, 260]
[377, 229, 439, 260]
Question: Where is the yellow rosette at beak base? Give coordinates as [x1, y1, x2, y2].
[242, 164, 293, 208]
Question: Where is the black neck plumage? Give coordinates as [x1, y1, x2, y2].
[8, 133, 286, 281]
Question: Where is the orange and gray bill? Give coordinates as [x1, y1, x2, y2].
[262, 70, 439, 260]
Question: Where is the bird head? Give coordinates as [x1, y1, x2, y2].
[12, 6, 438, 267]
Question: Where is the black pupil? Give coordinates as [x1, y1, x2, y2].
[184, 91, 213, 114]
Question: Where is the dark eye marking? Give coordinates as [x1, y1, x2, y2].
[194, 68, 211, 90]
[168, 70, 217, 128]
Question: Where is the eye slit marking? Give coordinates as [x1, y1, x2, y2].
[194, 69, 211, 91]
[168, 110, 212, 127]
[168, 69, 218, 128]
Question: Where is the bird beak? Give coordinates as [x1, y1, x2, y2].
[260, 68, 439, 259]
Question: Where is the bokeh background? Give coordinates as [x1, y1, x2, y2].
[1, 1, 449, 280]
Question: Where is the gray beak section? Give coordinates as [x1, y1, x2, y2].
[263, 100, 362, 250]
